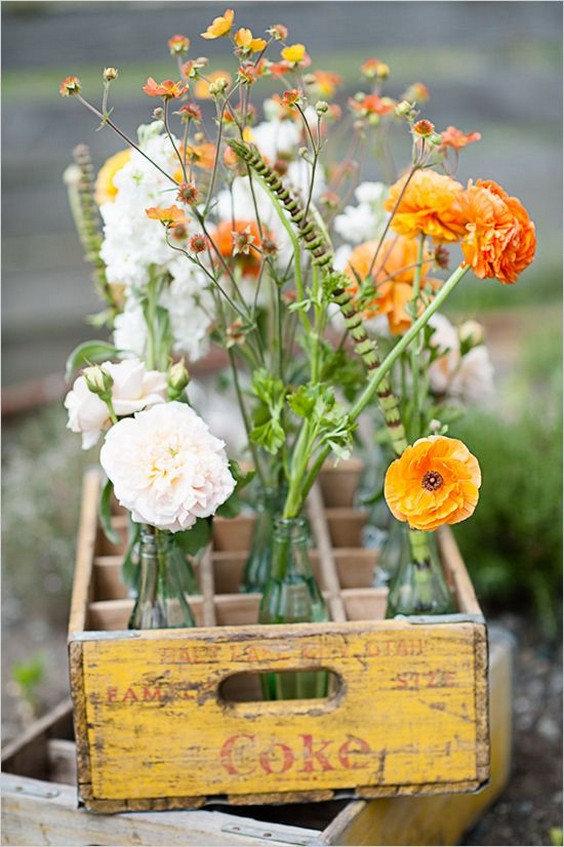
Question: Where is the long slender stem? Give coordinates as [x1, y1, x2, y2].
[409, 234, 426, 439]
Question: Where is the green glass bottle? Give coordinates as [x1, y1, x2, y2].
[385, 527, 455, 618]
[258, 516, 329, 699]
[240, 487, 280, 593]
[128, 527, 196, 629]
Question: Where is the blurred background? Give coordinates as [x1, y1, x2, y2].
[1, 2, 562, 843]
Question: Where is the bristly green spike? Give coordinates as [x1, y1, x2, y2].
[326, 273, 408, 456]
[227, 140, 334, 268]
[228, 139, 408, 457]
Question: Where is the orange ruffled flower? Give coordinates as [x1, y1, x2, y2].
[384, 435, 482, 531]
[234, 28, 267, 53]
[142, 77, 187, 99]
[344, 235, 439, 335]
[385, 169, 467, 243]
[201, 8, 234, 39]
[458, 179, 536, 285]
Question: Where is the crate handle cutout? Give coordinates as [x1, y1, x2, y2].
[218, 668, 344, 708]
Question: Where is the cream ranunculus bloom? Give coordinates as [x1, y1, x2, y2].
[64, 359, 167, 449]
[100, 402, 236, 531]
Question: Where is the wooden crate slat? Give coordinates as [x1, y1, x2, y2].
[66, 463, 489, 811]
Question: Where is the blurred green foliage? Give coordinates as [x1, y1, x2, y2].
[451, 324, 562, 639]
[11, 652, 45, 711]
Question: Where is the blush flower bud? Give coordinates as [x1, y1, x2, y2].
[458, 320, 485, 349]
[315, 100, 329, 115]
[83, 364, 113, 398]
[268, 23, 288, 40]
[59, 76, 82, 97]
[167, 359, 190, 399]
[168, 34, 190, 55]
[103, 67, 118, 82]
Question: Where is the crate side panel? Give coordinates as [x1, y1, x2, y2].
[79, 622, 483, 802]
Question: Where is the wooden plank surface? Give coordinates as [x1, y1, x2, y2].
[0, 628, 512, 847]
[73, 619, 487, 805]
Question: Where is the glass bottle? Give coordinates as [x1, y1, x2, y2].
[385, 527, 456, 618]
[373, 514, 404, 587]
[240, 487, 280, 593]
[128, 527, 196, 629]
[258, 516, 329, 699]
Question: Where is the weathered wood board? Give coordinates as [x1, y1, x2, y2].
[67, 465, 490, 811]
[1, 630, 512, 846]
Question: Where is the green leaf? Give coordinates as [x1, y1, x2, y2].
[174, 518, 212, 556]
[65, 340, 120, 381]
[250, 419, 285, 454]
[99, 477, 121, 546]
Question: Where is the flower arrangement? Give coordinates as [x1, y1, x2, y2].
[60, 8, 536, 631]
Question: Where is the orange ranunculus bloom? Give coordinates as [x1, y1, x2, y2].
[95, 149, 131, 205]
[458, 179, 536, 285]
[201, 8, 234, 39]
[384, 435, 482, 531]
[142, 77, 187, 99]
[440, 126, 481, 149]
[308, 70, 341, 98]
[211, 220, 265, 278]
[385, 169, 467, 242]
[344, 235, 439, 335]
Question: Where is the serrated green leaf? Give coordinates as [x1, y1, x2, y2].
[99, 477, 121, 546]
[250, 419, 285, 454]
[65, 340, 120, 382]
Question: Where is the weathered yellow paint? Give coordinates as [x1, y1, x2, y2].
[76, 620, 486, 802]
[68, 468, 490, 810]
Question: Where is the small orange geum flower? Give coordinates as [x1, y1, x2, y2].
[281, 43, 306, 63]
[384, 435, 482, 531]
[201, 8, 234, 39]
[458, 179, 536, 284]
[386, 169, 467, 243]
[142, 77, 187, 99]
[145, 205, 188, 226]
[234, 28, 267, 53]
[440, 126, 482, 150]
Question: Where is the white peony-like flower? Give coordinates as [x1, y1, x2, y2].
[100, 402, 236, 531]
[64, 359, 167, 449]
[428, 314, 495, 405]
[334, 181, 389, 244]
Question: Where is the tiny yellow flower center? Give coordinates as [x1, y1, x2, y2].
[422, 470, 444, 491]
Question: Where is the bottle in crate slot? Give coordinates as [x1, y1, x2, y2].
[258, 515, 329, 700]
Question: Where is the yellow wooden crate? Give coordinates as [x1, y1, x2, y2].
[1, 631, 512, 846]
[67, 461, 490, 813]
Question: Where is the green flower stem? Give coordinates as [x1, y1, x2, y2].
[409, 234, 426, 439]
[298, 263, 471, 511]
[349, 263, 470, 424]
